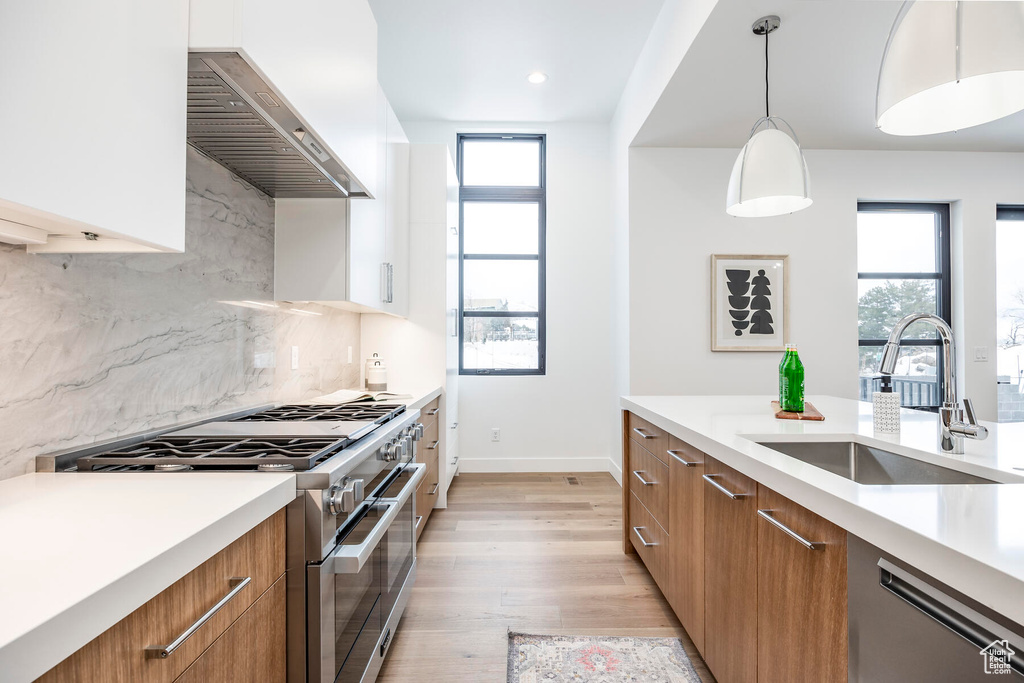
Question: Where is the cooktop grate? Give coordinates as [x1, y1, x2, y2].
[234, 403, 405, 423]
[75, 437, 345, 472]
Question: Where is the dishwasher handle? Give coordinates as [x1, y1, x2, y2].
[879, 560, 1024, 676]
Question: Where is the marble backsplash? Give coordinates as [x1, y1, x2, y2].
[0, 148, 359, 480]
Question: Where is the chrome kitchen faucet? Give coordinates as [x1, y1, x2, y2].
[879, 313, 988, 454]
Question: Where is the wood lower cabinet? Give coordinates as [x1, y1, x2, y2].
[667, 435, 705, 656]
[175, 575, 286, 683]
[415, 398, 442, 539]
[628, 492, 669, 588]
[757, 485, 847, 683]
[37, 510, 286, 683]
[703, 456, 758, 683]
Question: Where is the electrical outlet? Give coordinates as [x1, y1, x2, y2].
[973, 346, 989, 362]
[491, 428, 501, 442]
[291, 346, 299, 370]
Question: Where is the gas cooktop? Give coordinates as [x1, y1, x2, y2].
[75, 436, 345, 472]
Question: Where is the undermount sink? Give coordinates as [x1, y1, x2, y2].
[756, 441, 998, 485]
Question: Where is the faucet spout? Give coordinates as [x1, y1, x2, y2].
[878, 312, 987, 453]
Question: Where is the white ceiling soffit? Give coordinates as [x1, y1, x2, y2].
[634, 0, 1024, 151]
[368, 0, 667, 123]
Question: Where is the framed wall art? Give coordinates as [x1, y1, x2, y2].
[711, 254, 789, 351]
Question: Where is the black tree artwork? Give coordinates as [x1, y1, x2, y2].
[725, 269, 751, 336]
[749, 269, 775, 334]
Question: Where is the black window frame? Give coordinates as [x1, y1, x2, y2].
[857, 202, 952, 409]
[456, 133, 547, 376]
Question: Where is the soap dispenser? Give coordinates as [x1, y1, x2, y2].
[873, 375, 900, 434]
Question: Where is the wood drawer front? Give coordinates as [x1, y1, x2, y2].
[421, 396, 441, 425]
[627, 412, 668, 463]
[628, 438, 669, 528]
[416, 450, 440, 538]
[38, 510, 286, 683]
[419, 418, 440, 458]
[703, 456, 758, 683]
[757, 485, 847, 683]
[629, 492, 669, 590]
[667, 434, 706, 656]
[174, 575, 286, 683]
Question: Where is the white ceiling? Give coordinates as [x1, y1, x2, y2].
[634, 0, 1024, 151]
[368, 0, 666, 123]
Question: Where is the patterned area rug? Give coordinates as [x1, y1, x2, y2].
[507, 633, 701, 682]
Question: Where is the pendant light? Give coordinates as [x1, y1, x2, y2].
[726, 15, 812, 218]
[876, 1, 1024, 136]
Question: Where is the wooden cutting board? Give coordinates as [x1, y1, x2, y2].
[771, 400, 825, 421]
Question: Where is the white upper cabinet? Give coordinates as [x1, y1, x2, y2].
[0, 0, 188, 253]
[275, 86, 410, 317]
[189, 0, 380, 198]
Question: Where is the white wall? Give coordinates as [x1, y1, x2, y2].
[607, 0, 719, 479]
[401, 121, 615, 472]
[629, 147, 1024, 420]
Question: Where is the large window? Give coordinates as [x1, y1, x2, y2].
[857, 203, 951, 409]
[996, 206, 1024, 421]
[457, 134, 546, 375]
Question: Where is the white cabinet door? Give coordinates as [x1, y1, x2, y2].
[347, 85, 388, 309]
[445, 154, 461, 431]
[382, 99, 410, 318]
[189, 0, 380, 197]
[0, 0, 188, 252]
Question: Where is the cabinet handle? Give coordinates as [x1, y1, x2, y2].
[451, 308, 459, 337]
[450, 456, 459, 466]
[632, 526, 657, 547]
[632, 427, 656, 440]
[702, 474, 748, 499]
[631, 470, 655, 486]
[426, 440, 439, 450]
[668, 450, 700, 467]
[451, 422, 458, 429]
[757, 510, 824, 550]
[380, 262, 388, 303]
[426, 408, 440, 416]
[415, 515, 423, 529]
[428, 483, 439, 495]
[145, 576, 251, 658]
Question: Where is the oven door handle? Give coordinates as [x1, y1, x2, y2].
[329, 463, 426, 575]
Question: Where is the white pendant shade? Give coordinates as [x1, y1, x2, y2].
[726, 125, 812, 218]
[877, 1, 1024, 136]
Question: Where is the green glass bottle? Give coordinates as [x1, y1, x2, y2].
[780, 344, 805, 412]
[778, 345, 793, 405]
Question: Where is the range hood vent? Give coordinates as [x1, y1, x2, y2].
[187, 53, 363, 198]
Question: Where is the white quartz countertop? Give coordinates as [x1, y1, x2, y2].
[0, 472, 295, 682]
[621, 394, 1024, 626]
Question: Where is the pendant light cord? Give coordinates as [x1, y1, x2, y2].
[764, 24, 770, 119]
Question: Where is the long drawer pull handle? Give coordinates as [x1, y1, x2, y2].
[632, 526, 657, 547]
[427, 440, 439, 450]
[146, 576, 251, 658]
[415, 515, 423, 529]
[668, 450, 699, 467]
[632, 427, 656, 440]
[757, 510, 824, 550]
[426, 408, 440, 416]
[702, 474, 748, 499]
[631, 470, 655, 486]
[428, 483, 439, 495]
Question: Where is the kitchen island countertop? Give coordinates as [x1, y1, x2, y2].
[622, 394, 1024, 626]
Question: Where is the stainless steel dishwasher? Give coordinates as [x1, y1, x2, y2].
[849, 535, 1024, 681]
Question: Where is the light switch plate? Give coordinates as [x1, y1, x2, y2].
[973, 346, 989, 362]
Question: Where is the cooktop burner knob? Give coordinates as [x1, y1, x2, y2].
[328, 477, 364, 515]
[381, 438, 400, 462]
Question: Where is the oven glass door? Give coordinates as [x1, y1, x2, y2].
[377, 464, 423, 622]
[330, 505, 384, 682]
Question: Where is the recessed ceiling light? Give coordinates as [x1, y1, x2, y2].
[527, 72, 548, 84]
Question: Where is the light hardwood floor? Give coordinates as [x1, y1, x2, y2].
[377, 472, 715, 682]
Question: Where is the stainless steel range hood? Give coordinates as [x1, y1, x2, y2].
[187, 53, 364, 198]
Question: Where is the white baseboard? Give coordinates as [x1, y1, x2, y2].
[608, 459, 622, 486]
[456, 457, 612, 474]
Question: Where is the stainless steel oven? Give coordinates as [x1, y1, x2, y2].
[308, 461, 425, 683]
